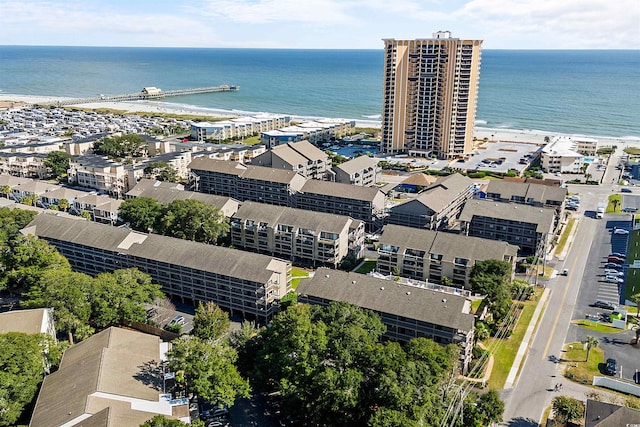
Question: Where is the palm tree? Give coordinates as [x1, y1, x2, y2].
[0, 185, 11, 199]
[19, 193, 38, 207]
[57, 198, 70, 212]
[631, 293, 640, 319]
[582, 336, 599, 362]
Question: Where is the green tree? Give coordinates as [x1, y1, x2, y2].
[19, 193, 38, 206]
[0, 234, 71, 293]
[167, 336, 250, 406]
[92, 268, 163, 328]
[0, 208, 37, 244]
[80, 210, 93, 220]
[470, 259, 513, 322]
[582, 335, 599, 361]
[463, 389, 504, 427]
[57, 198, 70, 212]
[22, 269, 94, 343]
[140, 415, 204, 427]
[44, 150, 71, 179]
[192, 301, 230, 341]
[552, 395, 584, 425]
[631, 293, 640, 318]
[0, 185, 11, 199]
[0, 332, 62, 426]
[94, 133, 148, 159]
[144, 161, 178, 182]
[227, 320, 263, 376]
[157, 199, 229, 244]
[118, 197, 164, 232]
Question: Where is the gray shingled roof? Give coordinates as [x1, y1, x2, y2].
[29, 327, 162, 427]
[459, 199, 556, 233]
[0, 175, 32, 187]
[24, 214, 282, 284]
[240, 164, 305, 184]
[188, 157, 247, 175]
[301, 179, 382, 202]
[414, 173, 473, 212]
[379, 224, 518, 262]
[334, 155, 379, 175]
[0, 308, 49, 335]
[485, 180, 567, 204]
[297, 267, 474, 332]
[233, 202, 352, 233]
[287, 140, 328, 161]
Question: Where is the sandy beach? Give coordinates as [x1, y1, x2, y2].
[1, 93, 637, 149]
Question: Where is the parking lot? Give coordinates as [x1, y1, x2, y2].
[451, 140, 540, 174]
[567, 214, 640, 382]
[146, 300, 195, 334]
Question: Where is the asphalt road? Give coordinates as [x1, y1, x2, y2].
[501, 142, 640, 425]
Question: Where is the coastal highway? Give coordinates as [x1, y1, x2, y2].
[500, 182, 627, 426]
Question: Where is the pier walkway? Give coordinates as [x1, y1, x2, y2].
[30, 85, 239, 107]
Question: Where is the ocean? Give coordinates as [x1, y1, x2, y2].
[0, 46, 638, 139]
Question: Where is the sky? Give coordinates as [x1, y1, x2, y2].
[1, 0, 638, 49]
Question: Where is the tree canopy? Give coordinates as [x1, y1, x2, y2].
[167, 336, 250, 406]
[94, 133, 147, 159]
[22, 268, 163, 343]
[143, 161, 177, 182]
[470, 259, 513, 322]
[247, 302, 481, 426]
[192, 301, 230, 341]
[0, 208, 37, 244]
[119, 197, 229, 244]
[44, 150, 71, 180]
[0, 332, 62, 426]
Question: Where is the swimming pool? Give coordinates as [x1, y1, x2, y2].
[583, 157, 595, 163]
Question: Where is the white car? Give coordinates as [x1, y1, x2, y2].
[604, 276, 624, 284]
[604, 269, 624, 277]
[613, 228, 630, 235]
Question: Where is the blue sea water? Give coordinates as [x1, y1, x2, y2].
[0, 46, 638, 139]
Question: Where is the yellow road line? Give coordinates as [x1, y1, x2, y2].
[541, 223, 582, 360]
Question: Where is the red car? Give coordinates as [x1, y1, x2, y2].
[607, 256, 625, 264]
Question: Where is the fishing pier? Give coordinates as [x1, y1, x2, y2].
[32, 85, 239, 107]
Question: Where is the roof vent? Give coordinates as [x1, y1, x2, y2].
[380, 287, 385, 291]
[325, 274, 330, 278]
[442, 298, 447, 303]
[352, 280, 357, 284]
[406, 291, 411, 295]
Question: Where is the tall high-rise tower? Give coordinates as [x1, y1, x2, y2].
[381, 32, 482, 158]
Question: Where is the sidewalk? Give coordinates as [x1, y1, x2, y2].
[557, 215, 581, 262]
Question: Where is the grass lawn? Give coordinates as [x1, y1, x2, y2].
[485, 290, 542, 389]
[624, 147, 640, 155]
[291, 267, 310, 290]
[572, 319, 624, 333]
[555, 218, 576, 256]
[607, 194, 622, 213]
[242, 135, 262, 146]
[355, 260, 377, 274]
[624, 229, 640, 300]
[562, 342, 605, 384]
[471, 299, 483, 314]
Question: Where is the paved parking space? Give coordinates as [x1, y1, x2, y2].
[622, 194, 640, 211]
[146, 300, 194, 334]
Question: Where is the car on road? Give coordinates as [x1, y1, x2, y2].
[604, 276, 624, 284]
[607, 256, 625, 263]
[603, 262, 623, 269]
[613, 228, 630, 235]
[621, 188, 633, 193]
[592, 300, 617, 310]
[605, 358, 618, 376]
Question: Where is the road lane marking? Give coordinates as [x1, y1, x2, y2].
[541, 223, 584, 360]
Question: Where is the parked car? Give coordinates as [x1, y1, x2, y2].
[168, 315, 185, 326]
[613, 228, 630, 235]
[566, 204, 579, 211]
[604, 276, 624, 284]
[607, 256, 625, 263]
[603, 263, 623, 269]
[593, 300, 617, 310]
[604, 269, 624, 277]
[622, 207, 638, 213]
[621, 188, 633, 193]
[610, 252, 626, 258]
[605, 358, 618, 376]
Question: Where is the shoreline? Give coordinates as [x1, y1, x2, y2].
[1, 93, 639, 146]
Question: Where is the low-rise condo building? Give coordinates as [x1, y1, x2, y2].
[540, 136, 598, 173]
[297, 267, 475, 374]
[387, 173, 475, 230]
[230, 202, 364, 268]
[333, 155, 381, 186]
[252, 140, 331, 180]
[24, 214, 291, 322]
[459, 199, 557, 256]
[68, 155, 128, 198]
[376, 224, 517, 288]
[296, 180, 386, 232]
